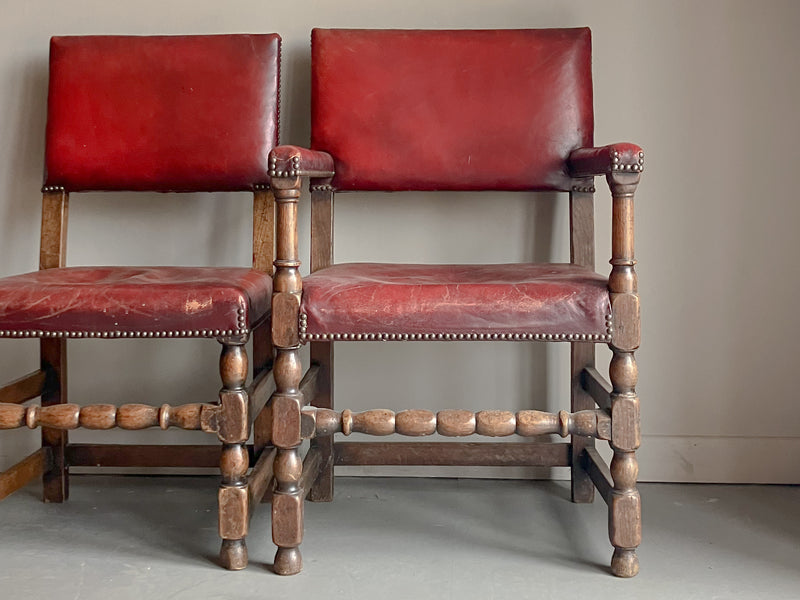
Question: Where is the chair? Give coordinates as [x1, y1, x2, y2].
[0, 34, 281, 570]
[267, 28, 643, 577]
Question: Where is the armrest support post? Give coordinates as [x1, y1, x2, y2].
[267, 144, 334, 576]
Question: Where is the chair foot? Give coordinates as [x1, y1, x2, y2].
[570, 473, 594, 504]
[220, 538, 248, 570]
[308, 464, 333, 502]
[274, 546, 302, 575]
[611, 548, 639, 578]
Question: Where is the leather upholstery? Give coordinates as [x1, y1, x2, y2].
[311, 28, 593, 192]
[0, 267, 271, 337]
[45, 34, 280, 192]
[300, 263, 611, 340]
[269, 145, 335, 178]
[569, 143, 644, 177]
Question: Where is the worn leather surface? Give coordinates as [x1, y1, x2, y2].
[0, 267, 271, 337]
[311, 28, 593, 192]
[569, 143, 644, 177]
[45, 34, 280, 192]
[269, 145, 335, 177]
[301, 263, 610, 338]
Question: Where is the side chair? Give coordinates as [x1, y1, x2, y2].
[267, 27, 643, 577]
[0, 34, 281, 570]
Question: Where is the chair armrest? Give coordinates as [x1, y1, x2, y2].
[269, 145, 335, 179]
[568, 143, 644, 178]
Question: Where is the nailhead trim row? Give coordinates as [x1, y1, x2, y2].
[611, 150, 645, 172]
[0, 328, 249, 339]
[310, 184, 335, 192]
[41, 185, 65, 192]
[299, 331, 612, 342]
[269, 155, 301, 178]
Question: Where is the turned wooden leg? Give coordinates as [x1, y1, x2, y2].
[570, 342, 595, 503]
[271, 175, 305, 575]
[309, 341, 334, 502]
[271, 348, 304, 575]
[217, 339, 251, 570]
[606, 168, 642, 577]
[40, 338, 68, 503]
[608, 350, 641, 577]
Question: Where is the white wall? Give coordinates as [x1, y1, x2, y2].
[1, 0, 798, 483]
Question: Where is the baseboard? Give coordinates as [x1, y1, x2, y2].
[634, 434, 800, 484]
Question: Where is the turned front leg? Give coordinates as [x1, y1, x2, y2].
[606, 168, 642, 578]
[271, 175, 305, 575]
[272, 350, 304, 575]
[217, 339, 251, 570]
[609, 351, 640, 577]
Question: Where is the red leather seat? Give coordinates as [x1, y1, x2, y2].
[0, 266, 271, 337]
[301, 262, 611, 341]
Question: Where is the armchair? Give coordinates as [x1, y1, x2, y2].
[0, 34, 282, 570]
[270, 27, 643, 577]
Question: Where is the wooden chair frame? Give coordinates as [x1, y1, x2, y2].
[266, 155, 642, 577]
[0, 185, 278, 570]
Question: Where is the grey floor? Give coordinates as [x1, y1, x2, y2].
[0, 476, 797, 599]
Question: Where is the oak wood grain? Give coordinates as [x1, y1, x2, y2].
[334, 442, 570, 467]
[0, 370, 47, 405]
[0, 448, 50, 500]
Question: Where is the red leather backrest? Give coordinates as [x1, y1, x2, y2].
[311, 28, 593, 192]
[45, 35, 281, 192]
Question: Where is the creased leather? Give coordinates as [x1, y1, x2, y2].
[568, 143, 644, 177]
[311, 28, 593, 192]
[301, 263, 610, 337]
[44, 35, 281, 192]
[0, 267, 271, 336]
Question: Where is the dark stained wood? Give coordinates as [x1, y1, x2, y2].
[304, 407, 608, 440]
[0, 370, 47, 405]
[40, 338, 67, 503]
[606, 171, 642, 578]
[39, 190, 68, 271]
[299, 446, 323, 501]
[334, 442, 571, 467]
[218, 340, 251, 571]
[248, 369, 276, 422]
[38, 190, 70, 503]
[569, 180, 597, 504]
[310, 187, 334, 273]
[308, 344, 334, 502]
[582, 366, 612, 412]
[66, 444, 231, 468]
[583, 446, 613, 505]
[298, 364, 320, 407]
[252, 188, 276, 274]
[569, 185, 595, 269]
[271, 293, 300, 348]
[252, 189, 275, 452]
[571, 342, 596, 503]
[0, 448, 50, 501]
[270, 175, 305, 576]
[248, 447, 276, 512]
[251, 349, 275, 455]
